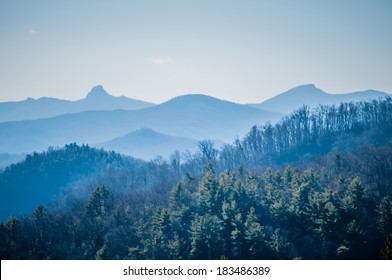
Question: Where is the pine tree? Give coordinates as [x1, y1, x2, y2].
[230, 212, 244, 259]
[32, 204, 48, 259]
[190, 214, 225, 259]
[267, 228, 291, 259]
[2, 216, 21, 259]
[341, 177, 366, 216]
[244, 207, 267, 259]
[376, 196, 392, 236]
[150, 207, 172, 259]
[86, 185, 113, 219]
[84, 185, 114, 259]
[168, 180, 195, 259]
[197, 164, 222, 215]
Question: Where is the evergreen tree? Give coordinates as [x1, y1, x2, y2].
[190, 214, 225, 259]
[86, 185, 113, 219]
[2, 216, 21, 259]
[197, 164, 222, 215]
[83, 185, 114, 259]
[150, 207, 172, 259]
[244, 207, 268, 259]
[341, 177, 366, 217]
[376, 196, 392, 236]
[32, 205, 48, 259]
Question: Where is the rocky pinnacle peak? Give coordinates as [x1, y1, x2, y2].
[86, 85, 111, 99]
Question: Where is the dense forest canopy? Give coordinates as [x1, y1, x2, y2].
[1, 97, 392, 259]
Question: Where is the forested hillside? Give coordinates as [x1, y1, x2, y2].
[0, 144, 141, 220]
[1, 98, 391, 260]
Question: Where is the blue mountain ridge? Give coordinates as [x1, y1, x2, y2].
[250, 84, 390, 113]
[0, 85, 155, 122]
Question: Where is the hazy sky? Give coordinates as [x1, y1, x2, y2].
[0, 0, 391, 104]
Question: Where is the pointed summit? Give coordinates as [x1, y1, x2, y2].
[81, 85, 155, 110]
[85, 85, 112, 100]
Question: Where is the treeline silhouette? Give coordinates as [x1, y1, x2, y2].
[1, 97, 392, 259]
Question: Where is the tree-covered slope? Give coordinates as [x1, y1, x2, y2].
[0, 143, 139, 221]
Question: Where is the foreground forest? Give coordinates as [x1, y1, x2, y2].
[1, 98, 392, 259]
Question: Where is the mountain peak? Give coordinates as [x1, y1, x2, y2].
[85, 85, 112, 99]
[254, 84, 390, 114]
[302, 83, 316, 88]
[282, 84, 326, 97]
[291, 84, 318, 91]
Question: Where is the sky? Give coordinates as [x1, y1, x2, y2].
[0, 0, 391, 104]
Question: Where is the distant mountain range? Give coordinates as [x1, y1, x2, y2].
[0, 85, 155, 122]
[250, 84, 390, 113]
[0, 84, 390, 165]
[0, 90, 281, 157]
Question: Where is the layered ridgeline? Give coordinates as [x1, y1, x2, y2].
[250, 84, 390, 114]
[0, 89, 281, 159]
[95, 128, 202, 160]
[0, 85, 155, 122]
[1, 97, 391, 260]
[1, 84, 389, 167]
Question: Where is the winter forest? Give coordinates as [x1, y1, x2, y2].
[1, 97, 392, 260]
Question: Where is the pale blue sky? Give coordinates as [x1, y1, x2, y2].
[0, 0, 391, 103]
